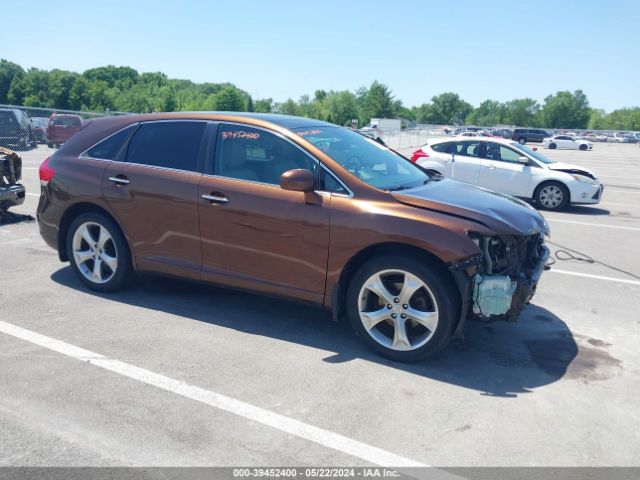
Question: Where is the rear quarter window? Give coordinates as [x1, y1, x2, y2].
[431, 142, 452, 153]
[85, 125, 136, 160]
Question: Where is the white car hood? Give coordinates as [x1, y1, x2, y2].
[547, 162, 597, 178]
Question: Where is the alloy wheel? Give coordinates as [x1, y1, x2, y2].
[72, 221, 118, 284]
[358, 269, 439, 351]
[539, 185, 564, 209]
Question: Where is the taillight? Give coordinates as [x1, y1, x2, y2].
[410, 149, 429, 162]
[39, 156, 55, 186]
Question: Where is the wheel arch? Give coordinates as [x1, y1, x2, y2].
[58, 202, 134, 268]
[330, 242, 460, 323]
[533, 179, 572, 205]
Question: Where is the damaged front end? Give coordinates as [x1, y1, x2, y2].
[449, 232, 550, 336]
[0, 147, 26, 219]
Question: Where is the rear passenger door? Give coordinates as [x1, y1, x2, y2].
[102, 120, 206, 279]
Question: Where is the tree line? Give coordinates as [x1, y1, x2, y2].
[1, 59, 638, 130]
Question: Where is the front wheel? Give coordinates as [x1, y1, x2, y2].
[579, 144, 588, 151]
[66, 212, 133, 292]
[518, 138, 526, 144]
[535, 181, 569, 211]
[548, 143, 557, 149]
[346, 256, 460, 362]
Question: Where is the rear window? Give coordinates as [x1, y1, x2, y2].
[125, 121, 206, 172]
[86, 125, 136, 160]
[51, 116, 82, 127]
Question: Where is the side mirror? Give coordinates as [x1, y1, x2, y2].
[518, 156, 529, 164]
[280, 169, 315, 193]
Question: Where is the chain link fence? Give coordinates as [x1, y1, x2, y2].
[0, 104, 129, 151]
[2, 104, 638, 154]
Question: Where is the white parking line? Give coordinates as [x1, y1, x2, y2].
[26, 192, 40, 197]
[600, 202, 640, 208]
[545, 218, 640, 231]
[605, 189, 640, 194]
[549, 269, 640, 286]
[0, 320, 426, 468]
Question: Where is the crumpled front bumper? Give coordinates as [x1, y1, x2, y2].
[0, 183, 26, 210]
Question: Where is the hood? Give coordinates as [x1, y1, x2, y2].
[393, 179, 549, 236]
[547, 162, 597, 179]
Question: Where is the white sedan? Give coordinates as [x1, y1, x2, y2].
[410, 136, 603, 211]
[542, 135, 593, 150]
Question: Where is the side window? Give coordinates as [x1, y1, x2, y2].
[215, 124, 316, 185]
[432, 142, 452, 153]
[431, 142, 450, 153]
[86, 125, 135, 160]
[126, 121, 205, 172]
[485, 144, 521, 163]
[454, 141, 481, 157]
[319, 167, 348, 194]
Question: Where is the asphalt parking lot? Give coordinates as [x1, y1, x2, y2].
[1, 142, 639, 468]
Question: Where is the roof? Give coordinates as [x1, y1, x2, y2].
[429, 135, 518, 144]
[88, 111, 336, 130]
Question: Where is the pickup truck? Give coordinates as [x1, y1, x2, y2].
[0, 147, 26, 219]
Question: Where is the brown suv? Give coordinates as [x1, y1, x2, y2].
[37, 113, 550, 361]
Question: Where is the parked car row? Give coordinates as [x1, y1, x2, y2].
[0, 108, 84, 150]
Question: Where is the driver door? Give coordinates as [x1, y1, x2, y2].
[198, 123, 331, 304]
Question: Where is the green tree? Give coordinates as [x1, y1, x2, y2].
[358, 81, 396, 123]
[420, 92, 472, 125]
[213, 86, 246, 111]
[465, 100, 505, 126]
[321, 90, 360, 125]
[540, 90, 590, 129]
[254, 98, 273, 113]
[0, 59, 25, 104]
[502, 98, 540, 126]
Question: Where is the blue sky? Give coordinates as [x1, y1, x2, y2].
[2, 0, 638, 111]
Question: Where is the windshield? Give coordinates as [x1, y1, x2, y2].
[293, 126, 429, 191]
[513, 142, 555, 164]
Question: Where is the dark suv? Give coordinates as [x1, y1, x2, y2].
[0, 108, 33, 150]
[37, 112, 549, 362]
[512, 128, 551, 144]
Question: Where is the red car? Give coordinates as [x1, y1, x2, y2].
[46, 114, 82, 148]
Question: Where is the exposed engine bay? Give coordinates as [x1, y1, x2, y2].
[449, 233, 550, 334]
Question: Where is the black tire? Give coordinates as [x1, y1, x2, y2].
[579, 144, 587, 151]
[47, 143, 53, 148]
[534, 181, 569, 211]
[548, 143, 557, 149]
[66, 212, 133, 292]
[346, 255, 460, 362]
[518, 137, 526, 144]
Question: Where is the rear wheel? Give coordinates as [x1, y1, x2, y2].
[535, 181, 569, 211]
[346, 255, 460, 362]
[66, 212, 133, 292]
[518, 137, 526, 144]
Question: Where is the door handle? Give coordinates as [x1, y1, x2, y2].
[202, 193, 229, 204]
[108, 176, 130, 185]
